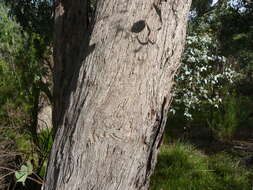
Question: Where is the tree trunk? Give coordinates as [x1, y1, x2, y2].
[44, 0, 191, 189]
[52, 0, 89, 135]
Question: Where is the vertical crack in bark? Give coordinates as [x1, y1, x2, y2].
[145, 97, 167, 182]
[153, 3, 162, 24]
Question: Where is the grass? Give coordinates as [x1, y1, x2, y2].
[150, 142, 252, 190]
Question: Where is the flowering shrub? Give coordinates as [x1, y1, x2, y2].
[171, 33, 239, 119]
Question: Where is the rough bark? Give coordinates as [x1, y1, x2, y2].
[44, 0, 191, 189]
[52, 0, 89, 135]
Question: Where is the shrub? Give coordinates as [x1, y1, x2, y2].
[207, 93, 239, 140]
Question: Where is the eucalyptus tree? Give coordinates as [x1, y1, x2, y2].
[43, 0, 191, 189]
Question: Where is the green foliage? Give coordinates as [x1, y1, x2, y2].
[172, 26, 238, 119]
[4, 0, 53, 42]
[38, 129, 53, 156]
[0, 4, 23, 61]
[236, 96, 253, 129]
[0, 2, 50, 125]
[150, 143, 252, 190]
[170, 0, 252, 141]
[0, 2, 52, 116]
[214, 2, 253, 76]
[36, 129, 53, 177]
[0, 2, 53, 182]
[0, 3, 28, 124]
[150, 143, 212, 190]
[15, 160, 33, 186]
[191, 0, 213, 16]
[208, 154, 252, 190]
[208, 93, 239, 139]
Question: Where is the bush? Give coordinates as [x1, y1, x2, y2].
[207, 93, 239, 140]
[0, 3, 53, 186]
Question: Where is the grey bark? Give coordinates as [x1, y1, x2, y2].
[44, 0, 191, 189]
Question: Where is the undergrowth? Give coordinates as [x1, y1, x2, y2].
[150, 142, 252, 190]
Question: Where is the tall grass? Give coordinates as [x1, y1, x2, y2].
[150, 142, 252, 190]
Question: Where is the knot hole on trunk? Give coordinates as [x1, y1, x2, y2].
[131, 20, 146, 33]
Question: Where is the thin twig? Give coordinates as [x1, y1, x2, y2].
[0, 171, 15, 181]
[26, 176, 44, 185]
[0, 167, 16, 172]
[32, 172, 44, 184]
